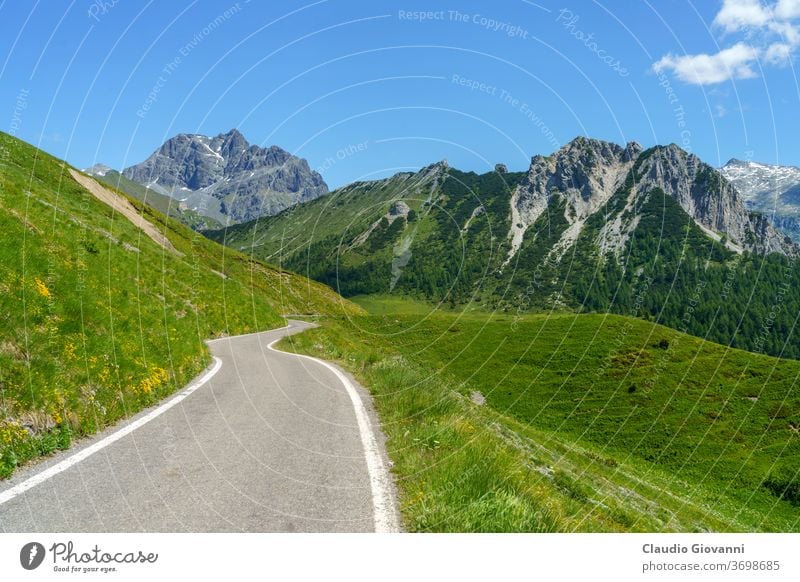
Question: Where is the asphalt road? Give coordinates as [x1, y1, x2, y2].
[0, 321, 398, 532]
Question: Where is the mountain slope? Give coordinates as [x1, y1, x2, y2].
[508, 139, 793, 261]
[85, 165, 221, 231]
[0, 131, 359, 479]
[212, 137, 800, 359]
[123, 129, 327, 225]
[720, 158, 800, 242]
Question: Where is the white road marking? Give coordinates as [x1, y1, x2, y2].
[267, 337, 400, 533]
[0, 357, 223, 506]
[1, 323, 399, 533]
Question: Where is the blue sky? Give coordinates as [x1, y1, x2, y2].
[1, 0, 799, 188]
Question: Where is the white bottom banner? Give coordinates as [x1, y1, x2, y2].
[1, 533, 798, 581]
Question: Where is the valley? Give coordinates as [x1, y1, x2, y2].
[6, 0, 800, 572]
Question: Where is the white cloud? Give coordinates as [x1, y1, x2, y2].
[714, 0, 772, 32]
[769, 20, 800, 43]
[655, 0, 800, 84]
[776, 0, 800, 19]
[654, 43, 759, 84]
[765, 40, 794, 62]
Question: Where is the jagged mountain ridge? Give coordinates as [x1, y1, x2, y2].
[720, 158, 800, 242]
[507, 138, 642, 263]
[123, 129, 328, 225]
[214, 136, 796, 277]
[509, 138, 794, 262]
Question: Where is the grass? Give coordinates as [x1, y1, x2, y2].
[280, 308, 800, 532]
[0, 132, 359, 479]
[350, 294, 445, 315]
[207, 167, 434, 261]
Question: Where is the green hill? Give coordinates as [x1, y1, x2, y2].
[282, 304, 800, 532]
[209, 163, 527, 297]
[0, 132, 359, 478]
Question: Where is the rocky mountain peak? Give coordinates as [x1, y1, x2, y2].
[624, 141, 643, 160]
[222, 127, 244, 140]
[505, 137, 640, 265]
[215, 128, 248, 156]
[505, 139, 797, 265]
[558, 136, 627, 161]
[550, 138, 642, 192]
[625, 144, 794, 255]
[417, 160, 449, 182]
[122, 129, 327, 225]
[550, 137, 638, 204]
[720, 157, 800, 242]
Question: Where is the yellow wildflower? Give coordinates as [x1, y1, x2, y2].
[63, 342, 77, 360]
[136, 366, 169, 395]
[34, 277, 52, 298]
[0, 420, 29, 447]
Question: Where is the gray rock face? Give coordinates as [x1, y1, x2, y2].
[123, 129, 328, 224]
[388, 200, 411, 217]
[506, 137, 641, 263]
[771, 214, 800, 238]
[633, 146, 794, 255]
[720, 158, 800, 242]
[506, 137, 796, 263]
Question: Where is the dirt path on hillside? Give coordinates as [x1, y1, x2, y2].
[68, 169, 181, 255]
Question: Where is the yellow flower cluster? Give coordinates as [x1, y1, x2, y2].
[63, 342, 77, 361]
[34, 277, 52, 299]
[0, 420, 29, 448]
[137, 367, 169, 395]
[48, 392, 66, 426]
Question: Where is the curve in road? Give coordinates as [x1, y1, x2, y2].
[0, 321, 399, 532]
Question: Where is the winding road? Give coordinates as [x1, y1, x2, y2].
[0, 321, 398, 532]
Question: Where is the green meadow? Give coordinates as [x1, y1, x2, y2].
[282, 300, 800, 532]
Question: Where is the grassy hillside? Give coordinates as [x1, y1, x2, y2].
[281, 302, 800, 532]
[95, 169, 221, 231]
[210, 164, 527, 300]
[209, 168, 433, 261]
[0, 132, 359, 478]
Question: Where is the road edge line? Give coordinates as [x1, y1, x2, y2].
[0, 357, 223, 506]
[267, 337, 400, 533]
